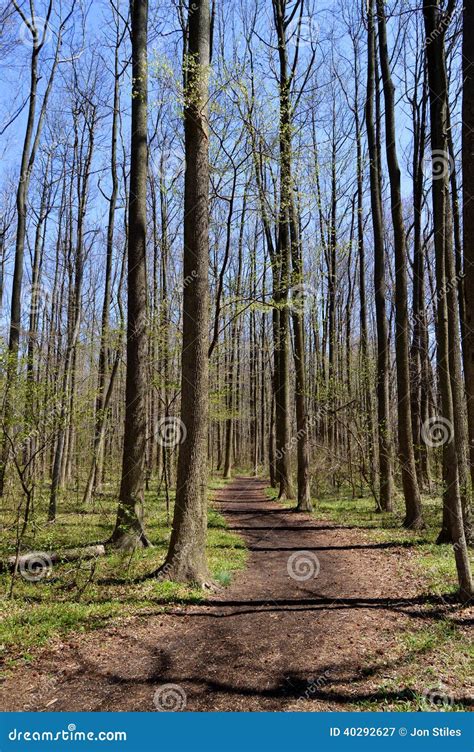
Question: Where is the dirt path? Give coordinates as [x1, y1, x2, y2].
[1, 477, 471, 711]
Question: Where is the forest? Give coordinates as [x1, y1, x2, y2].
[0, 0, 472, 713]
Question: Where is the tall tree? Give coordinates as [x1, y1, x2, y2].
[290, 195, 312, 511]
[159, 0, 211, 583]
[463, 0, 474, 504]
[376, 0, 424, 528]
[407, 50, 431, 492]
[84, 3, 125, 504]
[349, 20, 377, 497]
[0, 1, 59, 496]
[272, 0, 313, 503]
[365, 0, 394, 511]
[109, 0, 149, 549]
[423, 0, 472, 600]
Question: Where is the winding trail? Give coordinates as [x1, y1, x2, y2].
[1, 477, 471, 711]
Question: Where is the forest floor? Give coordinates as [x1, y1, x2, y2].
[0, 476, 472, 712]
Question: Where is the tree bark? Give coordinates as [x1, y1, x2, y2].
[289, 197, 312, 511]
[158, 0, 211, 583]
[272, 0, 297, 501]
[90, 14, 121, 498]
[423, 0, 473, 600]
[463, 0, 474, 518]
[365, 0, 394, 512]
[376, 0, 424, 528]
[109, 0, 150, 550]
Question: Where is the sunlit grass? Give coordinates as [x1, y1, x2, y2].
[0, 477, 247, 666]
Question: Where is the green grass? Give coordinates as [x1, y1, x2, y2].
[0, 476, 247, 667]
[353, 618, 472, 711]
[271, 484, 473, 711]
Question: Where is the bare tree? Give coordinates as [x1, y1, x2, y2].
[376, 0, 424, 528]
[423, 0, 472, 600]
[159, 0, 211, 583]
[463, 0, 474, 506]
[109, 0, 150, 549]
[365, 0, 394, 511]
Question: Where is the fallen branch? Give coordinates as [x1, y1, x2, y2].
[1, 544, 106, 574]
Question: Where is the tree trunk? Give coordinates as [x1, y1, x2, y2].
[91, 17, 121, 498]
[223, 188, 246, 478]
[423, 0, 473, 601]
[109, 0, 150, 550]
[353, 33, 377, 497]
[159, 0, 211, 583]
[272, 0, 297, 501]
[376, 0, 424, 528]
[289, 198, 312, 511]
[462, 0, 474, 519]
[365, 0, 394, 512]
[409, 61, 431, 492]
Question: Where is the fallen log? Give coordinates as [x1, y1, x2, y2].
[1, 544, 106, 576]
